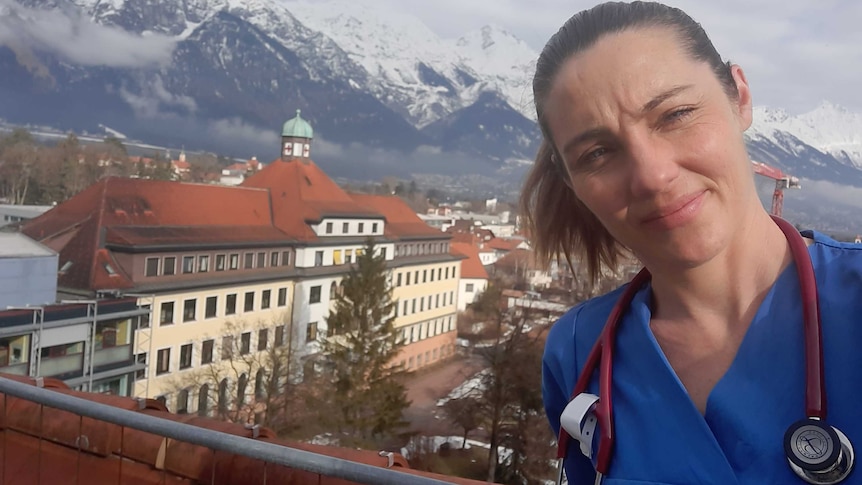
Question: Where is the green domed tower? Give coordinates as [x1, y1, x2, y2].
[281, 109, 314, 161]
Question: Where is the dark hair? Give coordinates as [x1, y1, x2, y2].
[520, 1, 736, 283]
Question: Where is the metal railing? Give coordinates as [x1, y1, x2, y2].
[0, 376, 457, 485]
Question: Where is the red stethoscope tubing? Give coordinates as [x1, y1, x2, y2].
[556, 216, 825, 475]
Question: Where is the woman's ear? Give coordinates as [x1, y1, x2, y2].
[730, 64, 752, 130]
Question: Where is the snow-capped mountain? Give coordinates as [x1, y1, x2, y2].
[749, 102, 862, 169]
[285, 0, 537, 127]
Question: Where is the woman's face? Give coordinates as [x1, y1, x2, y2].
[544, 27, 755, 269]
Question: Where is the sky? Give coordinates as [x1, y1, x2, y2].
[1, 0, 859, 116]
[371, 0, 862, 115]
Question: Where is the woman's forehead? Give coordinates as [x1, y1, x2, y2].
[546, 27, 714, 118]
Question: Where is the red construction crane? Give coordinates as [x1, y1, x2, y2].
[751, 161, 801, 217]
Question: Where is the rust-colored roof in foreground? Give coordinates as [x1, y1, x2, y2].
[450, 242, 489, 280]
[0, 375, 488, 485]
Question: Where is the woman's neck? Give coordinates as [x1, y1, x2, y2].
[647, 209, 794, 331]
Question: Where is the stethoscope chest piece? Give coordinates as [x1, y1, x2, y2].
[784, 418, 855, 484]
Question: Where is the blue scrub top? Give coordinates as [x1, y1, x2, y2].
[543, 232, 862, 484]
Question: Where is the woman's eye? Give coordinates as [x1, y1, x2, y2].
[664, 107, 695, 124]
[580, 147, 608, 165]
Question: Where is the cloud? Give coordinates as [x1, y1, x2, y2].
[0, 0, 176, 67]
[117, 76, 197, 118]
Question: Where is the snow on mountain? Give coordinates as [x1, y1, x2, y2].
[749, 101, 862, 169]
[284, 0, 537, 127]
[454, 25, 537, 118]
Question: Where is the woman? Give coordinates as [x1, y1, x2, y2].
[521, 2, 862, 484]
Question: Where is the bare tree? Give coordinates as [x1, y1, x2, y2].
[164, 314, 305, 430]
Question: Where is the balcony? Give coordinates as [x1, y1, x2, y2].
[93, 344, 133, 369]
[0, 374, 486, 485]
[39, 353, 84, 379]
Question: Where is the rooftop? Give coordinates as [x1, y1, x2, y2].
[450, 242, 489, 280]
[0, 232, 56, 258]
[0, 374, 486, 485]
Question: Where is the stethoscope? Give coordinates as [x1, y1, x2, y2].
[556, 216, 855, 485]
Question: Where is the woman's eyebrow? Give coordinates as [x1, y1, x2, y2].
[641, 84, 694, 114]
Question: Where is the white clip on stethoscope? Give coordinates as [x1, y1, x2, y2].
[556, 216, 855, 485]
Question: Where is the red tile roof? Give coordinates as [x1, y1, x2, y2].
[485, 237, 523, 252]
[105, 225, 292, 248]
[349, 193, 444, 239]
[22, 177, 277, 291]
[0, 374, 487, 485]
[450, 242, 489, 280]
[243, 160, 381, 240]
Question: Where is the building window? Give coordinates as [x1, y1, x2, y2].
[229, 254, 239, 270]
[135, 353, 147, 379]
[358, 222, 364, 234]
[179, 344, 192, 369]
[163, 257, 176, 276]
[244, 292, 255, 312]
[156, 348, 171, 375]
[281, 251, 291, 266]
[261, 290, 271, 309]
[333, 249, 343, 265]
[258, 329, 268, 351]
[315, 251, 324, 266]
[406, 272, 411, 285]
[205, 296, 217, 319]
[403, 300, 408, 316]
[438, 268, 443, 280]
[277, 288, 287, 307]
[423, 270, 427, 283]
[198, 384, 209, 417]
[275, 326, 285, 346]
[430, 269, 435, 282]
[436, 294, 440, 307]
[201, 340, 214, 364]
[342, 222, 349, 233]
[215, 254, 226, 271]
[145, 257, 159, 277]
[415, 271, 419, 284]
[345, 249, 353, 264]
[270, 251, 279, 267]
[244, 253, 254, 269]
[182, 256, 194, 274]
[396, 273, 402, 286]
[240, 333, 251, 355]
[199, 255, 210, 272]
[225, 294, 237, 315]
[372, 222, 378, 233]
[160, 302, 174, 325]
[183, 299, 196, 322]
[306, 322, 318, 342]
[412, 299, 416, 314]
[257, 252, 266, 268]
[381, 248, 387, 259]
[420, 298, 425, 312]
[466, 283, 475, 292]
[325, 222, 333, 234]
[221, 336, 233, 360]
[309, 286, 321, 304]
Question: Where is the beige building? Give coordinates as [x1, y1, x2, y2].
[20, 111, 461, 413]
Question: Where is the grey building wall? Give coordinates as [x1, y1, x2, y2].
[0, 255, 58, 309]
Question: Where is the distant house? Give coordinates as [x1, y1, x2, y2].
[450, 242, 489, 312]
[220, 157, 264, 186]
[0, 204, 53, 228]
[493, 248, 552, 290]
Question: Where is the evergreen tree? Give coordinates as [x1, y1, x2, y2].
[318, 238, 410, 445]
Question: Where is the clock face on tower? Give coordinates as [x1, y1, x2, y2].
[283, 142, 292, 156]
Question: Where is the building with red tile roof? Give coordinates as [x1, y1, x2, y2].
[450, 242, 489, 312]
[19, 110, 461, 414]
